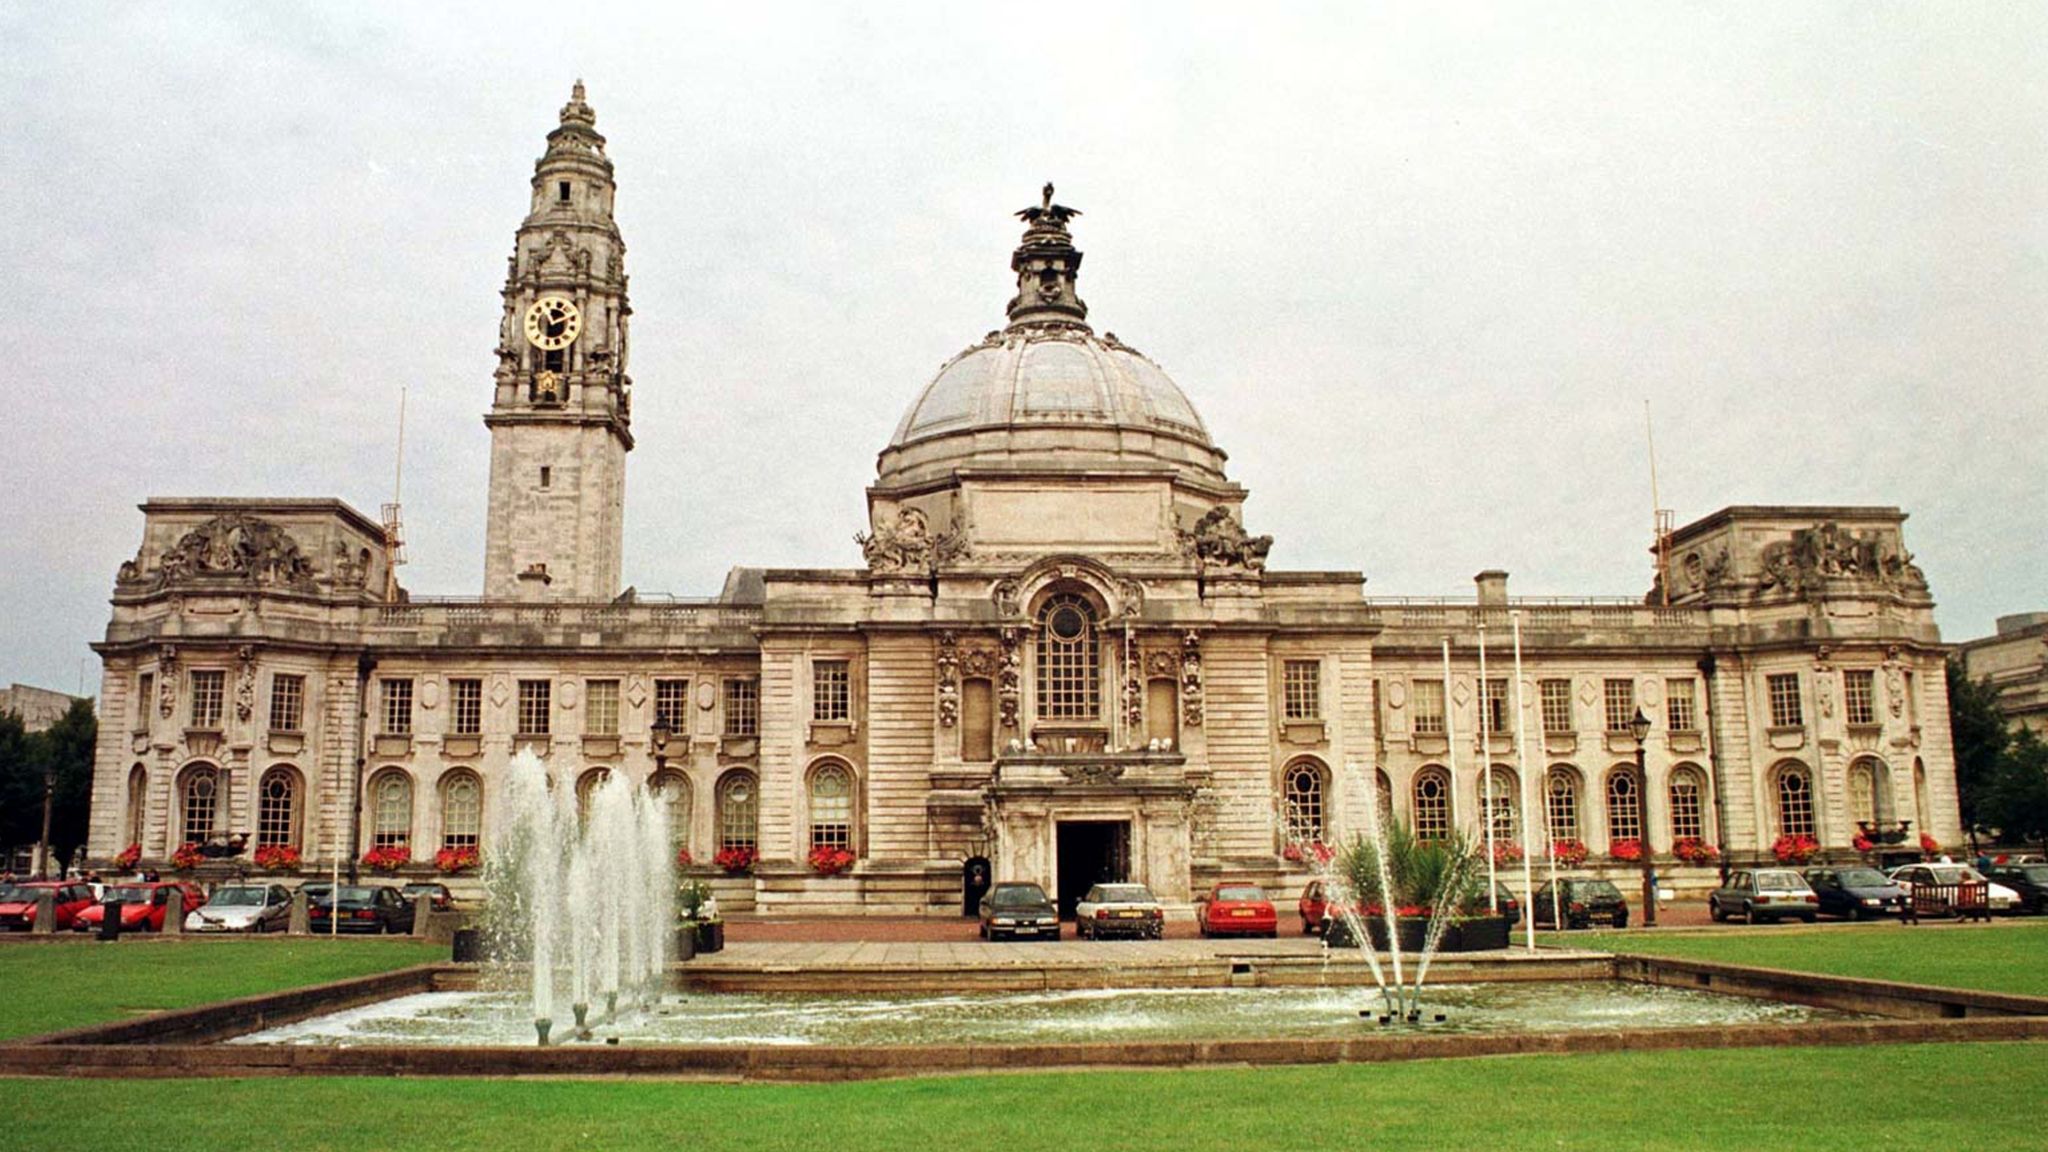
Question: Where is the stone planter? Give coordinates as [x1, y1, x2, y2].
[1362, 915, 1512, 953]
[675, 926, 697, 962]
[693, 920, 725, 954]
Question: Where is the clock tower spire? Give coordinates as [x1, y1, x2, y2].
[482, 81, 634, 601]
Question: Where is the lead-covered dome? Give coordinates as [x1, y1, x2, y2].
[875, 186, 1230, 492]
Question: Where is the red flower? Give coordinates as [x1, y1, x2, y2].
[1672, 837, 1719, 864]
[1550, 839, 1590, 867]
[253, 844, 302, 870]
[676, 847, 694, 868]
[808, 846, 857, 876]
[1851, 833, 1875, 854]
[1771, 834, 1819, 864]
[434, 846, 480, 874]
[1492, 841, 1526, 865]
[170, 842, 204, 870]
[361, 845, 412, 874]
[714, 846, 757, 875]
[1609, 838, 1644, 863]
[112, 843, 141, 871]
[1918, 832, 1941, 856]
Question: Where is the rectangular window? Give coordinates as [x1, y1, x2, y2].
[1767, 672, 1803, 728]
[269, 673, 305, 733]
[724, 678, 759, 736]
[1540, 678, 1573, 734]
[1282, 660, 1321, 721]
[653, 678, 689, 735]
[1479, 678, 1508, 734]
[136, 673, 154, 732]
[1602, 678, 1635, 733]
[1665, 678, 1698, 733]
[1411, 679, 1446, 735]
[450, 678, 483, 736]
[1844, 669, 1877, 726]
[189, 669, 225, 729]
[380, 678, 414, 736]
[585, 678, 620, 736]
[518, 679, 552, 736]
[812, 660, 851, 722]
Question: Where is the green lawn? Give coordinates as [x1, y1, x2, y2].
[0, 937, 444, 1040]
[1561, 918, 2048, 998]
[5, 1042, 2045, 1151]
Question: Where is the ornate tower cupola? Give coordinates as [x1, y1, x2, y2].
[1005, 183, 1089, 329]
[482, 81, 634, 601]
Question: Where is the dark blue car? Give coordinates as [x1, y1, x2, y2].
[1802, 866, 1905, 918]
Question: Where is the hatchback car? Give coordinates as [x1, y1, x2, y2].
[1531, 878, 1629, 930]
[1074, 883, 1164, 939]
[1198, 882, 1277, 938]
[71, 882, 204, 933]
[1886, 863, 2020, 915]
[1984, 863, 2048, 914]
[0, 881, 97, 931]
[401, 882, 456, 912]
[185, 884, 293, 933]
[1802, 866, 1906, 919]
[309, 885, 417, 934]
[978, 882, 1058, 941]
[1709, 869, 1819, 923]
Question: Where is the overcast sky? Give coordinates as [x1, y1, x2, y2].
[3, 2, 2043, 697]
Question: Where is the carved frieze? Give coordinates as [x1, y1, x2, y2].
[857, 507, 966, 575]
[234, 646, 256, 724]
[120, 513, 320, 593]
[1757, 522, 1928, 600]
[992, 578, 1021, 618]
[1180, 631, 1204, 727]
[997, 627, 1022, 729]
[1121, 632, 1143, 734]
[936, 631, 960, 728]
[157, 646, 178, 719]
[1175, 507, 1272, 572]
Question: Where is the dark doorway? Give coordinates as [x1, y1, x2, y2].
[961, 856, 991, 917]
[1055, 821, 1130, 919]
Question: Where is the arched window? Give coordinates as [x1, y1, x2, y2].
[576, 767, 612, 822]
[1412, 767, 1450, 841]
[1375, 770, 1394, 828]
[1605, 768, 1641, 845]
[256, 766, 300, 848]
[1545, 766, 1581, 843]
[717, 770, 758, 852]
[650, 770, 691, 855]
[1478, 765, 1520, 842]
[125, 764, 147, 848]
[369, 769, 413, 849]
[1776, 763, 1815, 839]
[808, 762, 854, 852]
[178, 764, 219, 847]
[1668, 765, 1706, 842]
[1034, 593, 1100, 720]
[1282, 759, 1327, 846]
[1848, 757, 1889, 826]
[440, 770, 482, 851]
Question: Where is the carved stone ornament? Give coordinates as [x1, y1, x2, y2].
[936, 631, 961, 728]
[1175, 507, 1273, 573]
[991, 578, 1022, 618]
[1817, 672, 1835, 719]
[1180, 631, 1205, 728]
[1757, 522, 1928, 599]
[331, 542, 370, 590]
[1145, 650, 1176, 679]
[1117, 579, 1145, 618]
[961, 647, 998, 679]
[1884, 651, 1906, 718]
[157, 645, 179, 719]
[856, 507, 966, 575]
[997, 627, 1022, 730]
[1121, 632, 1143, 734]
[123, 513, 320, 593]
[234, 646, 257, 724]
[1059, 762, 1126, 785]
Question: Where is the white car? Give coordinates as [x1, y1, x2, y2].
[184, 883, 293, 933]
[1885, 863, 2019, 914]
[1073, 882, 1164, 940]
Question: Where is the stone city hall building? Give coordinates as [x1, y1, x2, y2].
[86, 86, 1962, 914]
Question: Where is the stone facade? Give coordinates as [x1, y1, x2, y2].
[84, 87, 1963, 911]
[1959, 612, 2048, 735]
[0, 683, 88, 733]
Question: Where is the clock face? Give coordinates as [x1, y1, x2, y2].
[524, 296, 582, 350]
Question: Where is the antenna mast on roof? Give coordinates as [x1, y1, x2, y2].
[381, 387, 408, 601]
[1646, 399, 1672, 607]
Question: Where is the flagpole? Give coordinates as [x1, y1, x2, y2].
[1479, 621, 1497, 911]
[1440, 639, 1460, 833]
[1513, 610, 1537, 950]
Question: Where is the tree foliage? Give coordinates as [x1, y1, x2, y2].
[0, 700, 98, 873]
[1984, 728, 2048, 854]
[1946, 658, 2009, 840]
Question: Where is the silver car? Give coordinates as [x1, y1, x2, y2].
[1074, 882, 1164, 940]
[184, 884, 292, 933]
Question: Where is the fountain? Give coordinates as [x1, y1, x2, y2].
[482, 748, 677, 1045]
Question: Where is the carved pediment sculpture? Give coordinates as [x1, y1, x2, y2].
[935, 632, 961, 728]
[122, 514, 320, 594]
[1756, 523, 1928, 600]
[856, 507, 966, 575]
[1175, 507, 1272, 573]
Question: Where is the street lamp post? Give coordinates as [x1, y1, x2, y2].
[651, 722, 671, 775]
[1630, 706, 1657, 928]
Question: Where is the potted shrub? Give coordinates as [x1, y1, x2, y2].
[1335, 818, 1496, 954]
[676, 878, 721, 955]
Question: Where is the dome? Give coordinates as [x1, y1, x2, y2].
[875, 187, 1230, 492]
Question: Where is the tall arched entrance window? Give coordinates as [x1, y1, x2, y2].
[1412, 767, 1450, 841]
[369, 769, 413, 850]
[717, 770, 759, 853]
[439, 770, 483, 851]
[1667, 764, 1706, 842]
[178, 764, 219, 847]
[1034, 593, 1100, 721]
[1478, 765, 1520, 842]
[1282, 759, 1327, 846]
[256, 766, 300, 848]
[808, 761, 854, 852]
[1775, 762, 1816, 839]
[1605, 768, 1642, 845]
[1544, 766, 1582, 845]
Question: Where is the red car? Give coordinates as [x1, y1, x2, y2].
[1198, 882, 1278, 938]
[71, 882, 204, 933]
[0, 881, 98, 931]
[1298, 879, 1340, 935]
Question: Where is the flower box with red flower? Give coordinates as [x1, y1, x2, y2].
[675, 847, 694, 869]
[1771, 834, 1820, 864]
[1609, 838, 1644, 863]
[1491, 841, 1526, 866]
[170, 843, 204, 871]
[434, 846, 480, 875]
[714, 846, 757, 876]
[808, 846, 856, 876]
[1851, 833, 1876, 854]
[1550, 839, 1590, 867]
[111, 843, 141, 872]
[361, 845, 412, 874]
[252, 844, 301, 871]
[1919, 832, 1941, 857]
[1672, 837, 1719, 864]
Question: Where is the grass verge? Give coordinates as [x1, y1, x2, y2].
[0, 937, 444, 1040]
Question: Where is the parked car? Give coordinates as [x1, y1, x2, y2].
[1886, 863, 2020, 914]
[185, 884, 293, 933]
[308, 885, 417, 934]
[0, 881, 98, 931]
[1198, 882, 1277, 938]
[71, 882, 205, 933]
[400, 882, 456, 912]
[1467, 882, 1524, 928]
[1531, 878, 1629, 930]
[1298, 879, 1337, 935]
[1074, 883, 1164, 939]
[978, 882, 1058, 941]
[1984, 862, 2048, 914]
[1801, 866, 1906, 919]
[1708, 869, 1818, 924]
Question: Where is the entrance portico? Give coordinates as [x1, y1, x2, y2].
[985, 749, 1197, 911]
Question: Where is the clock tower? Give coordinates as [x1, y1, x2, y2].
[482, 81, 634, 601]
